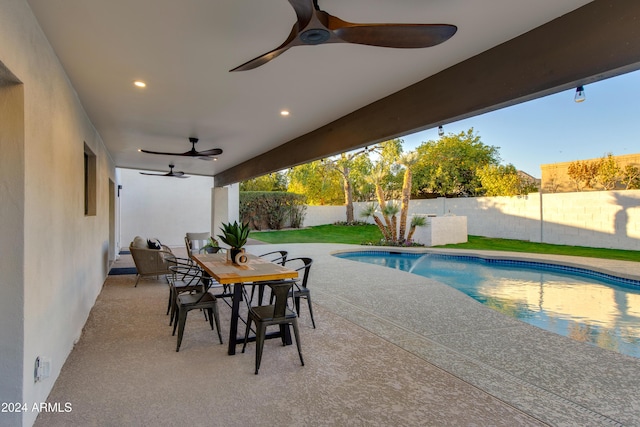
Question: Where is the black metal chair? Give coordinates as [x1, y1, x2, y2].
[279, 257, 315, 328]
[172, 268, 223, 352]
[242, 280, 304, 374]
[258, 250, 288, 265]
[248, 250, 289, 305]
[167, 265, 204, 324]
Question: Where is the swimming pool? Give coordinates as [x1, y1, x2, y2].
[335, 251, 640, 358]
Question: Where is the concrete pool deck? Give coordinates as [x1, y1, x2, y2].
[36, 243, 640, 426]
[265, 244, 640, 426]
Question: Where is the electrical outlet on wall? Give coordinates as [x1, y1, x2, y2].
[34, 356, 51, 382]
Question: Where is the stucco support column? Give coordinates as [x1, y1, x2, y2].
[212, 183, 239, 239]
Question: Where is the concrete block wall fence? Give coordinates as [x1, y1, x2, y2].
[302, 190, 640, 251]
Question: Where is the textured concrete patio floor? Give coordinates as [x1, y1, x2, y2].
[35, 244, 640, 426]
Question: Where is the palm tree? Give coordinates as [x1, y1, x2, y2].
[397, 152, 418, 242]
[360, 203, 391, 241]
[366, 165, 393, 233]
[406, 216, 427, 242]
[382, 202, 400, 242]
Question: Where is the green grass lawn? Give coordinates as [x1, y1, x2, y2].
[250, 224, 640, 262]
[251, 224, 382, 245]
[439, 235, 640, 262]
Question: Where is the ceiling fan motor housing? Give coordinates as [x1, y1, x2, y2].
[300, 28, 331, 44]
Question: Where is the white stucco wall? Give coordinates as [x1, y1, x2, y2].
[0, 1, 117, 425]
[304, 205, 349, 226]
[302, 190, 640, 250]
[540, 191, 640, 249]
[0, 66, 25, 427]
[412, 216, 468, 246]
[120, 168, 214, 247]
[442, 195, 542, 242]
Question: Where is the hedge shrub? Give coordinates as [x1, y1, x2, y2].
[240, 191, 307, 230]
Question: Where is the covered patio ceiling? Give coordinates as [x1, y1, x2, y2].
[26, 0, 640, 186]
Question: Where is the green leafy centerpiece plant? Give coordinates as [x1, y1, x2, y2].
[217, 221, 250, 264]
[201, 237, 220, 254]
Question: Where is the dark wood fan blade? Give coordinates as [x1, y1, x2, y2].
[332, 23, 457, 48]
[139, 149, 192, 156]
[230, 48, 290, 72]
[289, 0, 315, 27]
[139, 171, 189, 178]
[230, 23, 302, 72]
[140, 148, 220, 157]
[231, 0, 457, 71]
[197, 148, 223, 156]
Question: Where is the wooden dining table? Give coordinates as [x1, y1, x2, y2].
[191, 252, 299, 355]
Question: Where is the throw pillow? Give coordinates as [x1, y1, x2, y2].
[132, 236, 147, 249]
[147, 238, 161, 250]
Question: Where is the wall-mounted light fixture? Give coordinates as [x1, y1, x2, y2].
[438, 125, 444, 137]
[574, 85, 586, 103]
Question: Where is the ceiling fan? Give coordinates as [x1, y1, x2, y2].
[139, 164, 189, 178]
[139, 137, 223, 160]
[230, 0, 457, 72]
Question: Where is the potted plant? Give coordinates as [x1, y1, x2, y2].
[201, 237, 220, 254]
[217, 221, 250, 264]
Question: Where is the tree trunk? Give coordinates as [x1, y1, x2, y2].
[374, 182, 393, 231]
[407, 225, 416, 242]
[372, 215, 391, 241]
[343, 173, 354, 223]
[398, 169, 412, 241]
[391, 215, 398, 242]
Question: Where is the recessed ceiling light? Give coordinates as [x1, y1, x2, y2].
[133, 80, 146, 88]
[280, 110, 290, 116]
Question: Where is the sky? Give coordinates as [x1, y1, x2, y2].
[400, 69, 640, 177]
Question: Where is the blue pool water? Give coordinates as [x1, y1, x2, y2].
[335, 251, 640, 358]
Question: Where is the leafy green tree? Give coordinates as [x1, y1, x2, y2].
[413, 128, 500, 197]
[544, 172, 561, 193]
[595, 153, 621, 190]
[478, 164, 530, 196]
[377, 139, 404, 199]
[622, 164, 640, 189]
[349, 152, 376, 201]
[324, 148, 374, 223]
[378, 138, 403, 168]
[287, 161, 343, 205]
[567, 159, 600, 191]
[240, 172, 287, 191]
